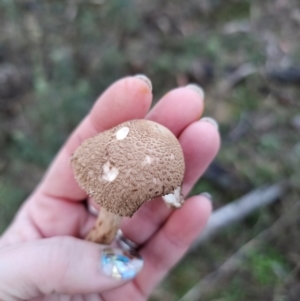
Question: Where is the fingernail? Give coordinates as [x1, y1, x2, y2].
[186, 83, 205, 99]
[87, 203, 99, 216]
[200, 117, 219, 130]
[200, 192, 212, 200]
[200, 192, 213, 209]
[100, 247, 144, 280]
[134, 74, 152, 91]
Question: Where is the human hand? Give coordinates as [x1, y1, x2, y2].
[0, 76, 220, 301]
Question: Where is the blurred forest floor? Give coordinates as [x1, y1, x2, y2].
[0, 0, 300, 300]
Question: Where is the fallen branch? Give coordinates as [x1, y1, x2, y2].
[190, 181, 286, 250]
[178, 201, 299, 301]
[217, 63, 258, 95]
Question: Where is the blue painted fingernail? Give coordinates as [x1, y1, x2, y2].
[100, 247, 144, 280]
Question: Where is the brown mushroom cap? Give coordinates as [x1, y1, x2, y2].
[71, 119, 185, 217]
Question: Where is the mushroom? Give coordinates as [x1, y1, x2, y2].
[71, 119, 185, 244]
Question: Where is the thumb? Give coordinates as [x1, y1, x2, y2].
[0, 237, 143, 300]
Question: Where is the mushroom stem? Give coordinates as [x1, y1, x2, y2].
[86, 208, 122, 244]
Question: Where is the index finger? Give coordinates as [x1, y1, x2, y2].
[38, 76, 153, 201]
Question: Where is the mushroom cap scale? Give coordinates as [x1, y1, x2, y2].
[71, 119, 185, 217]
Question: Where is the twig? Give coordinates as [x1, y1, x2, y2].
[178, 201, 299, 301]
[217, 63, 258, 95]
[190, 181, 286, 249]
